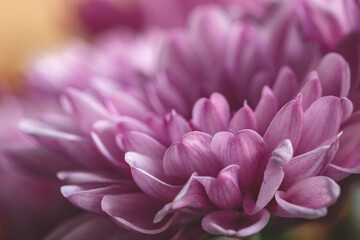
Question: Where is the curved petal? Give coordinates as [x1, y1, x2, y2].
[154, 174, 214, 223]
[163, 132, 221, 179]
[283, 137, 339, 188]
[202, 209, 270, 238]
[196, 165, 242, 209]
[118, 131, 166, 160]
[61, 184, 130, 214]
[211, 130, 266, 191]
[264, 95, 303, 151]
[244, 139, 293, 215]
[91, 120, 129, 171]
[60, 88, 111, 133]
[272, 66, 298, 106]
[274, 176, 340, 219]
[299, 71, 322, 110]
[316, 53, 351, 98]
[254, 86, 279, 135]
[191, 93, 231, 135]
[228, 102, 257, 133]
[297, 96, 353, 154]
[101, 193, 172, 234]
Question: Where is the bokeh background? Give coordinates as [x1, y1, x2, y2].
[0, 1, 360, 239]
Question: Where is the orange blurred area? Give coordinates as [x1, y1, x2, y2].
[0, 0, 77, 88]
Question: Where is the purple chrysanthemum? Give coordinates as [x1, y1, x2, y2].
[2, 1, 360, 239]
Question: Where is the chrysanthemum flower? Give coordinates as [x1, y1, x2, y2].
[3, 1, 360, 239]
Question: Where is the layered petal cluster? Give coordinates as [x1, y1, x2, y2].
[4, 1, 360, 239]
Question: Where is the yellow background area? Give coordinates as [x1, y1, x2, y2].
[0, 0, 74, 87]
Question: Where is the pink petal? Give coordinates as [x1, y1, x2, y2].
[91, 120, 129, 172]
[263, 95, 303, 151]
[191, 93, 231, 135]
[316, 53, 351, 97]
[299, 71, 322, 110]
[254, 86, 279, 135]
[202, 209, 270, 238]
[61, 185, 129, 214]
[163, 132, 221, 179]
[272, 66, 298, 106]
[118, 131, 166, 160]
[60, 88, 111, 133]
[101, 193, 172, 234]
[154, 174, 214, 223]
[196, 165, 242, 209]
[164, 110, 192, 143]
[228, 102, 257, 133]
[44, 214, 127, 240]
[274, 176, 340, 219]
[297, 96, 353, 154]
[283, 138, 339, 188]
[211, 130, 266, 191]
[244, 139, 293, 214]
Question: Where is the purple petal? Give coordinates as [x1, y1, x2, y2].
[299, 71, 322, 110]
[263, 95, 303, 151]
[274, 176, 340, 219]
[2, 145, 73, 180]
[101, 193, 172, 234]
[272, 66, 298, 106]
[283, 137, 339, 188]
[154, 174, 214, 223]
[228, 102, 257, 133]
[163, 132, 221, 179]
[91, 120, 129, 172]
[297, 96, 353, 154]
[211, 130, 266, 191]
[44, 214, 126, 240]
[60, 88, 111, 132]
[19, 118, 107, 169]
[196, 165, 242, 209]
[191, 93, 231, 135]
[254, 86, 279, 135]
[316, 53, 351, 97]
[164, 110, 192, 143]
[244, 140, 293, 214]
[202, 209, 270, 238]
[324, 118, 360, 180]
[118, 131, 166, 160]
[61, 184, 130, 214]
[105, 91, 150, 121]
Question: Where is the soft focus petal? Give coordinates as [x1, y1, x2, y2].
[202, 209, 270, 238]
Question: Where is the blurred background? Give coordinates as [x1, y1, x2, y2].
[0, 1, 360, 239]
